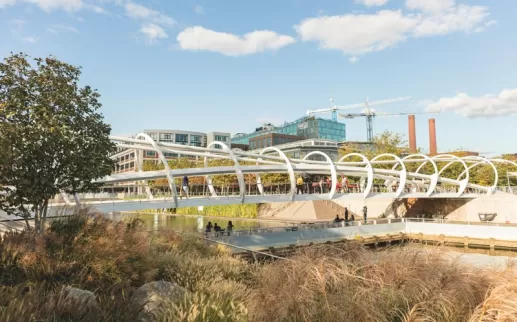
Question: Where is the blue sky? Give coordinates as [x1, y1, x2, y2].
[1, 0, 516, 155]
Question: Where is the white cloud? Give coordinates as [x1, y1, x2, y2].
[22, 36, 37, 43]
[413, 5, 490, 37]
[92, 5, 107, 14]
[0, 0, 83, 11]
[295, 10, 418, 55]
[140, 23, 167, 43]
[47, 24, 79, 33]
[26, 0, 83, 12]
[177, 26, 296, 56]
[194, 4, 204, 15]
[355, 0, 389, 7]
[295, 3, 491, 59]
[426, 89, 517, 117]
[349, 56, 359, 63]
[406, 0, 455, 13]
[124, 1, 175, 26]
[0, 0, 16, 8]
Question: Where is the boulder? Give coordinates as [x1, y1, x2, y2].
[57, 286, 102, 320]
[131, 281, 186, 321]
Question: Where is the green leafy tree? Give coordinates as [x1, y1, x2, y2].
[0, 53, 116, 231]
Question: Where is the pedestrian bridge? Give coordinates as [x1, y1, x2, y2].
[50, 134, 517, 213]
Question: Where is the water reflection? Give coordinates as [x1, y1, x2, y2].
[108, 213, 288, 233]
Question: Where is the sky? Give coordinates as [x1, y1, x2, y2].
[1, 0, 516, 156]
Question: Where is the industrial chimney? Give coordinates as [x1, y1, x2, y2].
[428, 118, 437, 155]
[408, 115, 417, 153]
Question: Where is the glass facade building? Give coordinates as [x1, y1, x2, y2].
[232, 117, 346, 145]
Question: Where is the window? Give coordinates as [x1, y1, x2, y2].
[129, 161, 135, 168]
[190, 142, 201, 147]
[175, 134, 188, 143]
[146, 151, 156, 157]
[164, 152, 178, 157]
[159, 133, 173, 142]
[267, 137, 271, 147]
[191, 135, 202, 143]
[215, 135, 228, 142]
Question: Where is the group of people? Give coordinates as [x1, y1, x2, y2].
[333, 206, 368, 225]
[205, 221, 234, 236]
[296, 175, 349, 195]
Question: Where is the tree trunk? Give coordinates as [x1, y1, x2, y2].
[34, 204, 41, 233]
[40, 199, 49, 233]
[23, 216, 31, 231]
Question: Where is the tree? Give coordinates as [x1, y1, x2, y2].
[0, 53, 116, 231]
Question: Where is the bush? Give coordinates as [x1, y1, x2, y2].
[2, 212, 517, 321]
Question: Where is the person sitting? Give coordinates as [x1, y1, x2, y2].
[334, 215, 341, 224]
[214, 223, 222, 236]
[205, 222, 213, 237]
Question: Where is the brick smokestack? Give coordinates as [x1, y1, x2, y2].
[408, 115, 417, 153]
[428, 118, 437, 155]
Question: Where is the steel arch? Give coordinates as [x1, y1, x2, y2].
[255, 147, 296, 200]
[303, 151, 337, 200]
[433, 154, 469, 197]
[136, 133, 178, 207]
[459, 156, 499, 195]
[135, 149, 154, 200]
[371, 153, 407, 197]
[204, 141, 246, 204]
[403, 154, 439, 197]
[337, 153, 373, 198]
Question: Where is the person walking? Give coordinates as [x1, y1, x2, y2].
[296, 175, 304, 194]
[181, 175, 189, 199]
[344, 207, 349, 226]
[363, 206, 368, 224]
[341, 176, 348, 193]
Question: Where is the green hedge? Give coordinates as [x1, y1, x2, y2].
[175, 204, 258, 218]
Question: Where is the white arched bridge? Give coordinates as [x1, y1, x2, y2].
[52, 134, 517, 213]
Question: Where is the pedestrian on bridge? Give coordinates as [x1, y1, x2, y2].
[344, 207, 349, 226]
[181, 175, 189, 199]
[296, 176, 304, 194]
[363, 206, 368, 224]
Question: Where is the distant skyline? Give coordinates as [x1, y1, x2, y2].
[1, 0, 516, 156]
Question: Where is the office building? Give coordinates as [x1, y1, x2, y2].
[250, 139, 340, 161]
[232, 116, 346, 145]
[112, 129, 231, 174]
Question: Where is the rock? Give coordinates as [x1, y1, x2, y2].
[131, 281, 186, 321]
[57, 286, 102, 320]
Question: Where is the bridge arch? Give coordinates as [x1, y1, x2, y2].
[371, 153, 407, 197]
[136, 133, 178, 207]
[255, 147, 296, 200]
[432, 154, 469, 197]
[459, 156, 498, 195]
[403, 154, 439, 197]
[337, 153, 373, 198]
[204, 141, 246, 204]
[303, 151, 337, 200]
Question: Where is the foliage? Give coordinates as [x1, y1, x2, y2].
[2, 216, 517, 321]
[174, 204, 258, 218]
[0, 53, 116, 231]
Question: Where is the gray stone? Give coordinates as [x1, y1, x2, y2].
[58, 286, 102, 320]
[131, 281, 186, 321]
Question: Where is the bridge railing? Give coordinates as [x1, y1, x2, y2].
[56, 182, 497, 204]
[202, 217, 517, 239]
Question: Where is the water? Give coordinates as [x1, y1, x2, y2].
[108, 213, 289, 233]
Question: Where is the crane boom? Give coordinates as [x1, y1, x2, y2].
[306, 96, 412, 123]
[338, 110, 441, 142]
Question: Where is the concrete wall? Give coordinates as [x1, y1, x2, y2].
[406, 222, 517, 241]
